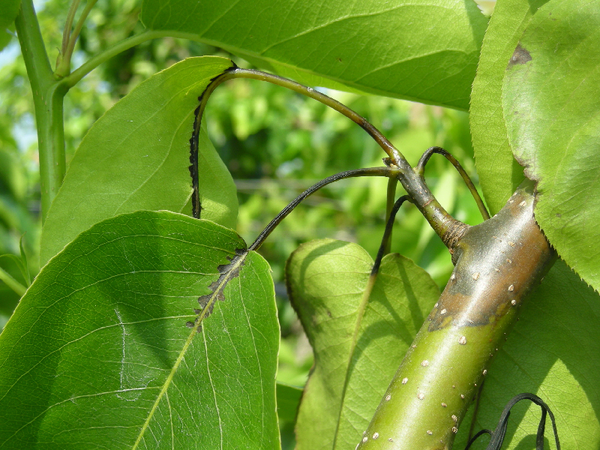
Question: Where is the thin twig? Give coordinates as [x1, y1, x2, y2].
[383, 177, 399, 255]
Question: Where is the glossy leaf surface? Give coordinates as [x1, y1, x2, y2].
[454, 261, 600, 449]
[141, 0, 488, 110]
[286, 239, 439, 449]
[470, 0, 548, 214]
[503, 0, 600, 292]
[40, 57, 238, 265]
[0, 211, 279, 449]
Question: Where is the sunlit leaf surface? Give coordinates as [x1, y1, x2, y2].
[0, 211, 279, 449]
[141, 0, 488, 110]
[503, 0, 600, 292]
[41, 57, 238, 265]
[470, 0, 548, 214]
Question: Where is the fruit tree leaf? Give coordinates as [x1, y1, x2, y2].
[503, 0, 600, 292]
[470, 0, 549, 214]
[140, 0, 488, 110]
[0, 0, 19, 52]
[454, 261, 600, 449]
[276, 382, 302, 424]
[40, 57, 238, 266]
[0, 211, 280, 449]
[285, 239, 440, 449]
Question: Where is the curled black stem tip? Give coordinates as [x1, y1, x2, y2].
[417, 146, 490, 221]
[465, 429, 492, 450]
[465, 393, 560, 450]
[249, 167, 400, 252]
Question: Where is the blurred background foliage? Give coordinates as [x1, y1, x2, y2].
[0, 0, 486, 445]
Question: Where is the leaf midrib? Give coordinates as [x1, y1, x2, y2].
[131, 251, 248, 449]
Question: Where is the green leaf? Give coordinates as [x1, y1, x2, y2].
[286, 239, 439, 449]
[503, 0, 600, 292]
[276, 382, 302, 424]
[0, 211, 280, 449]
[454, 261, 600, 449]
[0, 0, 19, 52]
[470, 0, 549, 214]
[40, 57, 238, 266]
[141, 0, 488, 110]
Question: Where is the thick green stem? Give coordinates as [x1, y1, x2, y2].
[15, 2, 183, 221]
[15, 0, 67, 223]
[359, 180, 556, 449]
[36, 84, 68, 223]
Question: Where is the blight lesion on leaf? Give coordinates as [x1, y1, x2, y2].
[0, 211, 280, 449]
[191, 248, 247, 328]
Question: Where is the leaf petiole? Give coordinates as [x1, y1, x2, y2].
[249, 167, 400, 251]
[56, 0, 99, 77]
[192, 65, 467, 250]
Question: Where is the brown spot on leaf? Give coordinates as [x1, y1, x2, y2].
[508, 44, 532, 67]
[196, 251, 245, 318]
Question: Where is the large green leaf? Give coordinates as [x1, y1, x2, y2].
[141, 0, 488, 110]
[286, 239, 439, 449]
[470, 0, 549, 214]
[0, 211, 280, 449]
[503, 0, 600, 292]
[454, 261, 600, 449]
[40, 57, 238, 266]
